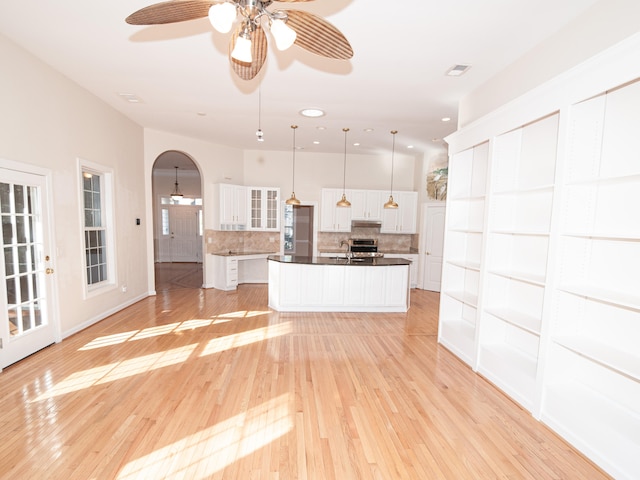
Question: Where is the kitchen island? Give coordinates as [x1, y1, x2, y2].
[268, 255, 411, 312]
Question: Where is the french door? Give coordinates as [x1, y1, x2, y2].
[0, 168, 56, 369]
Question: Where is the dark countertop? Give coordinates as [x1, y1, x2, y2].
[211, 250, 277, 257]
[268, 255, 412, 266]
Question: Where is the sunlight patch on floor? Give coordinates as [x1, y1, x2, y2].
[116, 394, 293, 479]
[200, 321, 292, 357]
[79, 310, 271, 350]
[31, 344, 198, 402]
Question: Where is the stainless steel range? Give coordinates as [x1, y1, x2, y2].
[348, 238, 384, 260]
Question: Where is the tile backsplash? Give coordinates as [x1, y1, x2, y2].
[205, 230, 280, 254]
[205, 229, 418, 255]
[317, 229, 418, 253]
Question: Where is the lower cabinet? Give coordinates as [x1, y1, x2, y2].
[210, 254, 269, 291]
[268, 260, 409, 312]
[384, 253, 418, 288]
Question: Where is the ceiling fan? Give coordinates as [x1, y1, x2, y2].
[126, 0, 354, 80]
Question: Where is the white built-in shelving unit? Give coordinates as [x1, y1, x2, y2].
[541, 80, 640, 480]
[439, 34, 640, 480]
[438, 141, 488, 366]
[478, 113, 559, 412]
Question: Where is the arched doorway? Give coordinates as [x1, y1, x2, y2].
[151, 151, 203, 290]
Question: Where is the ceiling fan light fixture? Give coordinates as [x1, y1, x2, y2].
[231, 31, 253, 63]
[209, 2, 237, 33]
[270, 18, 297, 51]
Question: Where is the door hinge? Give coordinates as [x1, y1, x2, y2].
[0, 338, 3, 349]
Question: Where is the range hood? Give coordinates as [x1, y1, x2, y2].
[351, 220, 382, 229]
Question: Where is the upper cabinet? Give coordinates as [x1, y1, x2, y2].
[380, 191, 418, 234]
[320, 188, 352, 232]
[350, 190, 384, 221]
[213, 183, 247, 230]
[248, 187, 280, 231]
[320, 188, 418, 233]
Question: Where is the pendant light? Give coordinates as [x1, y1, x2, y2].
[171, 166, 183, 201]
[285, 125, 301, 205]
[384, 130, 399, 209]
[336, 127, 351, 207]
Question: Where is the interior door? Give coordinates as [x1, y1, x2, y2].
[422, 204, 446, 292]
[170, 205, 201, 263]
[0, 168, 56, 369]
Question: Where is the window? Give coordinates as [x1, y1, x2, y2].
[83, 171, 107, 285]
[80, 160, 115, 293]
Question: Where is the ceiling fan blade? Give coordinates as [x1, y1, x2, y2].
[229, 25, 268, 81]
[126, 0, 219, 25]
[285, 10, 353, 60]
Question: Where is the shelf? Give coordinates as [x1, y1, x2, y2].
[449, 194, 486, 202]
[561, 232, 640, 242]
[554, 336, 640, 382]
[444, 290, 478, 307]
[478, 345, 537, 411]
[542, 382, 640, 480]
[449, 228, 483, 234]
[488, 268, 546, 287]
[559, 285, 640, 312]
[564, 172, 640, 187]
[447, 259, 480, 271]
[484, 306, 541, 335]
[490, 229, 550, 237]
[492, 184, 555, 195]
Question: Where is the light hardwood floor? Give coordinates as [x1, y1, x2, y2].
[0, 263, 609, 479]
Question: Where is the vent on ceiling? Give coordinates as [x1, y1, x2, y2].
[445, 64, 471, 77]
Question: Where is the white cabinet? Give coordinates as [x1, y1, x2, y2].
[384, 253, 418, 288]
[213, 183, 247, 230]
[268, 260, 409, 312]
[350, 189, 384, 221]
[248, 187, 280, 231]
[212, 255, 238, 290]
[320, 188, 351, 232]
[380, 191, 418, 233]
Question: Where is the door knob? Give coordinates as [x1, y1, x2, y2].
[426, 252, 431, 255]
[46, 268, 54, 274]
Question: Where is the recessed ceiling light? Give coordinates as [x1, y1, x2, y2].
[441, 117, 451, 122]
[313, 141, 320, 145]
[197, 112, 207, 116]
[316, 126, 326, 130]
[300, 108, 325, 118]
[118, 93, 142, 103]
[445, 64, 471, 76]
[353, 142, 360, 147]
[407, 145, 414, 149]
[363, 128, 374, 133]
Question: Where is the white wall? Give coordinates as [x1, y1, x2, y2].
[459, 0, 640, 127]
[0, 34, 147, 338]
[243, 149, 419, 203]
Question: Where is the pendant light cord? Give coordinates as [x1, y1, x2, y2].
[342, 127, 349, 193]
[291, 125, 297, 191]
[390, 130, 397, 195]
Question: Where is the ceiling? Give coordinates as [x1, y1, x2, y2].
[0, 0, 600, 170]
